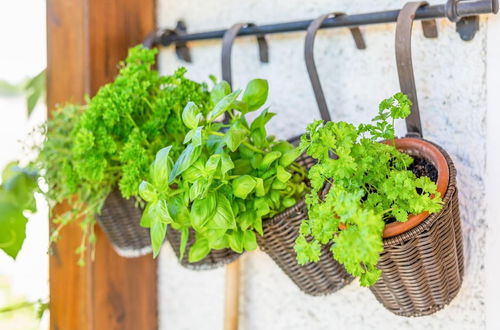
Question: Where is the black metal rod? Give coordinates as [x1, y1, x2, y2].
[159, 0, 497, 46]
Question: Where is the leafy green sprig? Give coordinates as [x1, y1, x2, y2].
[32, 46, 210, 264]
[140, 79, 308, 260]
[294, 93, 443, 286]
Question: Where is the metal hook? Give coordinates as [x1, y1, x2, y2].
[396, 2, 438, 138]
[221, 23, 269, 123]
[304, 12, 366, 122]
[221, 22, 269, 87]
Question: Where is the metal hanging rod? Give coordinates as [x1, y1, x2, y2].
[150, 0, 498, 49]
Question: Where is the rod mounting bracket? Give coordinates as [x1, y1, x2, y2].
[456, 16, 480, 41]
[159, 20, 192, 62]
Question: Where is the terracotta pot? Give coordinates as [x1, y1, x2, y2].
[381, 137, 449, 238]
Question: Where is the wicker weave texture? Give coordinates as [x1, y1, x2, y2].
[96, 189, 152, 258]
[166, 227, 241, 270]
[370, 143, 464, 317]
[257, 145, 353, 296]
[258, 198, 354, 296]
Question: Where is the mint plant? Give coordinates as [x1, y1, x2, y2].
[294, 93, 443, 286]
[140, 79, 308, 260]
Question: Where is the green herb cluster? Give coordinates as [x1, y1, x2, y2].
[294, 93, 443, 286]
[139, 79, 308, 260]
[33, 45, 210, 264]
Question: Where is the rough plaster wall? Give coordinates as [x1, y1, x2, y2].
[157, 1, 491, 329]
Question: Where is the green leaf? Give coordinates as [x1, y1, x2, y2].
[205, 154, 221, 176]
[24, 70, 46, 117]
[239, 210, 256, 230]
[232, 175, 256, 199]
[169, 144, 201, 183]
[188, 237, 211, 262]
[242, 230, 257, 250]
[182, 102, 201, 129]
[225, 120, 249, 152]
[138, 181, 157, 202]
[255, 177, 265, 197]
[191, 194, 217, 231]
[242, 79, 268, 112]
[207, 90, 241, 122]
[0, 203, 28, 259]
[150, 217, 167, 258]
[151, 146, 173, 191]
[258, 151, 281, 170]
[254, 215, 263, 236]
[276, 166, 292, 183]
[210, 81, 231, 105]
[280, 148, 302, 167]
[209, 193, 236, 229]
[189, 179, 207, 201]
[179, 227, 189, 261]
[227, 230, 244, 253]
[220, 153, 234, 175]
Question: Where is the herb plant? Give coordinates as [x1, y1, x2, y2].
[32, 46, 210, 264]
[140, 79, 308, 260]
[294, 93, 443, 286]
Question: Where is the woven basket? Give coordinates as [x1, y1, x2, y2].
[166, 227, 241, 270]
[369, 140, 464, 317]
[256, 135, 354, 296]
[96, 188, 152, 258]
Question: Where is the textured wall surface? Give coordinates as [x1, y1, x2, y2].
[156, 1, 496, 329]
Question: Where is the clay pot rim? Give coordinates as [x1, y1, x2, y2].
[380, 137, 449, 238]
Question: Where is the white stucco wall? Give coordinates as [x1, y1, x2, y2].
[156, 1, 500, 329]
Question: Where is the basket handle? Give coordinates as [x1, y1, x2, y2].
[396, 2, 438, 138]
[304, 13, 366, 122]
[221, 23, 269, 123]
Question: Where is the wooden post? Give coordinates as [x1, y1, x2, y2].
[224, 259, 240, 330]
[47, 1, 158, 329]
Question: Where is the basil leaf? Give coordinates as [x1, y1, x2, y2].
[150, 217, 167, 258]
[220, 153, 234, 175]
[167, 195, 191, 226]
[254, 198, 270, 217]
[207, 90, 241, 122]
[242, 79, 268, 112]
[182, 102, 201, 129]
[191, 194, 217, 231]
[151, 146, 173, 191]
[227, 230, 244, 253]
[179, 227, 189, 261]
[232, 175, 256, 199]
[239, 210, 256, 230]
[188, 237, 211, 263]
[138, 181, 157, 203]
[210, 81, 231, 105]
[254, 215, 263, 236]
[277, 166, 292, 183]
[233, 159, 252, 175]
[225, 120, 249, 152]
[258, 151, 282, 170]
[242, 230, 257, 251]
[209, 193, 236, 229]
[189, 179, 207, 201]
[250, 108, 275, 131]
[169, 144, 201, 183]
[205, 154, 221, 176]
[280, 148, 302, 168]
[255, 177, 265, 197]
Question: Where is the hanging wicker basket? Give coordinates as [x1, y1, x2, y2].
[96, 188, 152, 258]
[369, 138, 463, 316]
[256, 136, 354, 296]
[166, 227, 241, 270]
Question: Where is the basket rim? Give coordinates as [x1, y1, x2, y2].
[382, 137, 450, 238]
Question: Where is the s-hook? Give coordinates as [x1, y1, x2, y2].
[304, 12, 366, 122]
[221, 23, 269, 122]
[396, 1, 438, 138]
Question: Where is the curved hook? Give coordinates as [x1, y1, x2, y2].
[221, 23, 269, 87]
[304, 13, 366, 122]
[396, 2, 438, 137]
